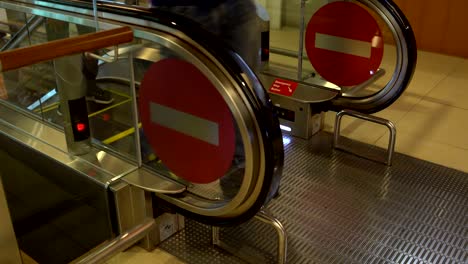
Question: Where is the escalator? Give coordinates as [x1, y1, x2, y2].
[0, 2, 284, 262]
[0, 0, 421, 263]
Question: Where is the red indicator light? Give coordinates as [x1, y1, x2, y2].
[76, 123, 86, 132]
[102, 113, 111, 121]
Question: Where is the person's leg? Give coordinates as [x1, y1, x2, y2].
[219, 0, 261, 72]
[4, 9, 25, 36]
[77, 24, 113, 104]
[46, 18, 69, 41]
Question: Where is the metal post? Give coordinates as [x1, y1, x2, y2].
[54, 54, 92, 156]
[211, 226, 221, 246]
[92, 0, 99, 31]
[333, 110, 397, 165]
[255, 210, 287, 264]
[128, 51, 143, 166]
[73, 218, 155, 264]
[211, 210, 287, 264]
[297, 0, 306, 80]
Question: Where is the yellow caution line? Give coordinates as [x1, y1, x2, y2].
[88, 98, 131, 118]
[34, 102, 59, 113]
[106, 88, 132, 99]
[102, 122, 142, 145]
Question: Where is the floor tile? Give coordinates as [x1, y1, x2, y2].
[106, 246, 185, 264]
[389, 98, 468, 150]
[323, 93, 422, 145]
[425, 59, 468, 109]
[398, 52, 463, 97]
[375, 130, 468, 173]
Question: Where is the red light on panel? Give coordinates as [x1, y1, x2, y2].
[76, 123, 87, 132]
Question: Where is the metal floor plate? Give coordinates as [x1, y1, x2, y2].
[159, 132, 468, 264]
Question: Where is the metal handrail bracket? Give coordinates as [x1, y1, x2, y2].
[333, 109, 396, 165]
[212, 209, 287, 264]
[72, 218, 156, 264]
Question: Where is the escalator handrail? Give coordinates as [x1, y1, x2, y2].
[327, 0, 417, 114]
[0, 26, 133, 72]
[22, 0, 283, 226]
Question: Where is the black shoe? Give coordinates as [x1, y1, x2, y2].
[57, 104, 62, 116]
[87, 88, 114, 104]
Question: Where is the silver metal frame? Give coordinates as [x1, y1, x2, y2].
[73, 218, 156, 264]
[333, 109, 396, 165]
[212, 209, 287, 264]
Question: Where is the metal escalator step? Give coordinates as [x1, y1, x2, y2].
[159, 132, 468, 264]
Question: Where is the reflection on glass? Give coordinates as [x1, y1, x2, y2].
[0, 12, 140, 160]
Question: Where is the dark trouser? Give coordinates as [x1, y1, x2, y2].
[46, 19, 99, 95]
[154, 0, 261, 71]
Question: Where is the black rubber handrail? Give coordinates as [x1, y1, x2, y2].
[326, 0, 417, 114]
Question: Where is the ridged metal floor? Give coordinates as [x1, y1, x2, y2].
[159, 132, 468, 264]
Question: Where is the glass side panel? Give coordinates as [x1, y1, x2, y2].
[0, 138, 113, 264]
[1, 1, 259, 207]
[0, 8, 141, 162]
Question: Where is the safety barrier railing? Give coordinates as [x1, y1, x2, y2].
[0, 26, 133, 72]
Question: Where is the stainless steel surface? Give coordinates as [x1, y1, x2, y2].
[73, 218, 156, 264]
[255, 210, 287, 264]
[0, 176, 22, 264]
[54, 53, 92, 155]
[297, 0, 306, 80]
[269, 92, 324, 139]
[109, 182, 145, 234]
[0, 103, 137, 186]
[341, 68, 386, 97]
[110, 182, 157, 251]
[212, 209, 288, 264]
[122, 168, 186, 194]
[212, 226, 221, 246]
[260, 73, 339, 104]
[128, 51, 142, 167]
[160, 132, 468, 263]
[334, 109, 396, 165]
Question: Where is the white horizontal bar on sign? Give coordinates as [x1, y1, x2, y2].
[150, 102, 219, 146]
[315, 33, 371, 58]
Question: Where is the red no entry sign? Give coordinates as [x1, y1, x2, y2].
[139, 58, 236, 184]
[305, 2, 384, 87]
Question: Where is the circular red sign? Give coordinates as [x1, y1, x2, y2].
[305, 2, 384, 87]
[139, 58, 236, 184]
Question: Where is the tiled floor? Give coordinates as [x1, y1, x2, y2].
[325, 52, 468, 173]
[106, 247, 185, 264]
[268, 24, 468, 173]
